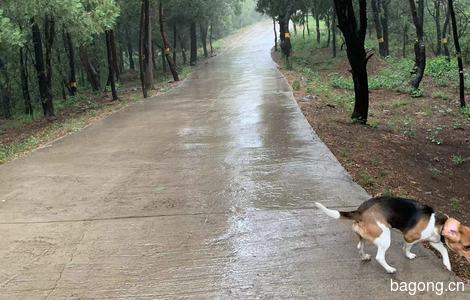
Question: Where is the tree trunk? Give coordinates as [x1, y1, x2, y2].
[280, 2, 295, 63]
[105, 30, 118, 101]
[179, 34, 187, 65]
[273, 17, 278, 51]
[442, 8, 451, 60]
[119, 44, 125, 74]
[302, 15, 306, 39]
[306, 13, 310, 35]
[79, 47, 101, 91]
[371, 0, 387, 57]
[0, 58, 12, 119]
[31, 17, 55, 119]
[19, 48, 33, 116]
[139, 0, 153, 98]
[200, 22, 208, 58]
[409, 0, 426, 89]
[433, 0, 442, 55]
[125, 27, 135, 70]
[381, 0, 390, 56]
[64, 32, 77, 95]
[160, 47, 167, 73]
[402, 22, 409, 58]
[326, 13, 331, 47]
[159, 3, 179, 81]
[56, 49, 67, 101]
[315, 11, 321, 45]
[152, 43, 159, 74]
[209, 22, 214, 56]
[190, 21, 197, 66]
[173, 23, 177, 63]
[109, 30, 120, 82]
[332, 10, 337, 57]
[447, 0, 466, 107]
[333, 0, 370, 123]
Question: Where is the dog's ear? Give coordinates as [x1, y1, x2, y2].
[443, 218, 461, 242]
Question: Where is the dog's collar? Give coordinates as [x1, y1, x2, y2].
[439, 214, 450, 244]
[440, 224, 446, 243]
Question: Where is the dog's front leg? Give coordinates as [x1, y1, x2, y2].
[429, 241, 451, 271]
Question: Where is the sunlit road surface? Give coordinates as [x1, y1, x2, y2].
[0, 21, 467, 299]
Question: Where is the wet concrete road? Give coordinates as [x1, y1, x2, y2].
[0, 22, 467, 299]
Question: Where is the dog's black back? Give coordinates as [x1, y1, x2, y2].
[357, 196, 435, 233]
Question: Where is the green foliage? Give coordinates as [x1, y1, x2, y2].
[432, 91, 450, 101]
[358, 171, 374, 187]
[329, 73, 354, 90]
[450, 198, 461, 211]
[429, 167, 442, 178]
[425, 57, 466, 88]
[334, 94, 355, 112]
[0, 136, 40, 163]
[462, 105, 470, 118]
[292, 80, 301, 90]
[368, 58, 414, 91]
[428, 126, 444, 145]
[451, 154, 470, 166]
[401, 116, 416, 137]
[409, 88, 423, 98]
[0, 9, 24, 48]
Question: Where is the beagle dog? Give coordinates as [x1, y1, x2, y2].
[315, 196, 470, 273]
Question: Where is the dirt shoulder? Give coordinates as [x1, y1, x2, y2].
[272, 48, 469, 282]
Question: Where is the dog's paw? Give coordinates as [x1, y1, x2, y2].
[386, 267, 397, 274]
[406, 253, 416, 260]
[361, 254, 371, 261]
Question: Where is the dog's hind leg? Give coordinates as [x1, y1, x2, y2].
[373, 223, 396, 273]
[403, 242, 417, 260]
[356, 235, 371, 261]
[353, 223, 371, 261]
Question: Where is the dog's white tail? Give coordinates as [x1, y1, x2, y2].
[315, 202, 340, 219]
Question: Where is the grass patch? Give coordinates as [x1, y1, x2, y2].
[462, 105, 470, 118]
[292, 80, 301, 91]
[329, 73, 354, 90]
[0, 136, 41, 163]
[358, 171, 374, 187]
[429, 167, 442, 178]
[451, 154, 470, 166]
[428, 126, 444, 145]
[402, 116, 416, 137]
[450, 198, 461, 212]
[432, 91, 450, 101]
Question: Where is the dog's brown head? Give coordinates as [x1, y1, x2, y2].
[442, 218, 470, 262]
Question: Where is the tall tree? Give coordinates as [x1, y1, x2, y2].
[139, 0, 153, 98]
[371, 0, 389, 57]
[31, 16, 55, 119]
[447, 0, 466, 107]
[19, 47, 33, 115]
[334, 0, 370, 123]
[408, 0, 426, 89]
[189, 21, 197, 66]
[64, 32, 77, 95]
[159, 2, 179, 82]
[105, 30, 118, 101]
